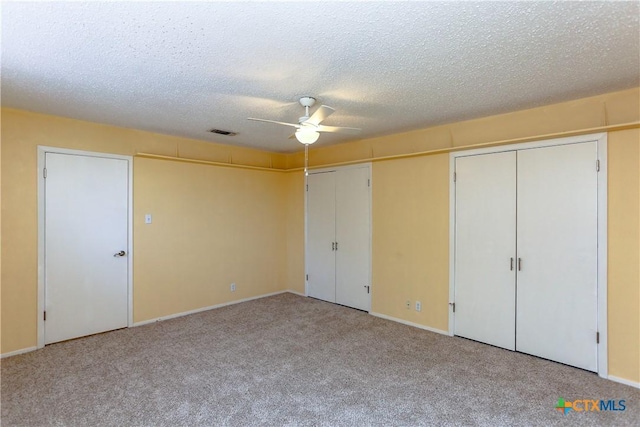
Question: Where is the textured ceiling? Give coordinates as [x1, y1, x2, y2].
[2, 1, 639, 153]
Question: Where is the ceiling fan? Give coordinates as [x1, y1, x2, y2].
[248, 96, 361, 145]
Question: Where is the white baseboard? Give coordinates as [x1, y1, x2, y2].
[369, 312, 449, 336]
[2, 291, 304, 357]
[14, 295, 635, 392]
[285, 290, 306, 297]
[608, 375, 640, 389]
[132, 290, 290, 327]
[1, 346, 38, 359]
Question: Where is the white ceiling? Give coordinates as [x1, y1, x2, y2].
[2, 1, 638, 153]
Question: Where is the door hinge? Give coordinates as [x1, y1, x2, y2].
[596, 331, 600, 344]
[449, 302, 455, 313]
[44, 311, 47, 321]
[43, 168, 47, 179]
[596, 160, 600, 172]
[306, 274, 308, 281]
[306, 184, 308, 191]
[367, 179, 370, 187]
[453, 172, 456, 182]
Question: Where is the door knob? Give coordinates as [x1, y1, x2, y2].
[114, 250, 126, 257]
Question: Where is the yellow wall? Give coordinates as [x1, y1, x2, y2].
[371, 154, 449, 330]
[285, 171, 305, 294]
[0, 109, 288, 352]
[2, 87, 639, 384]
[607, 129, 640, 382]
[0, 113, 3, 350]
[133, 158, 287, 321]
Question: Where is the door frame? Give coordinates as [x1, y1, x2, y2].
[448, 133, 608, 378]
[304, 163, 372, 311]
[37, 146, 134, 348]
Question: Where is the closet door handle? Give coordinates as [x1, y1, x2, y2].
[335, 242, 338, 251]
[332, 242, 335, 251]
[510, 257, 514, 271]
[518, 258, 522, 271]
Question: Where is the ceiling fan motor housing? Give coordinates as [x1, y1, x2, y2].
[299, 96, 316, 108]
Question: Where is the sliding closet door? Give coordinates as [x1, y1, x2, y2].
[516, 142, 598, 371]
[335, 166, 370, 311]
[307, 172, 336, 303]
[454, 152, 517, 350]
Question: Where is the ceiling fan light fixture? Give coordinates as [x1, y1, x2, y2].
[295, 128, 320, 144]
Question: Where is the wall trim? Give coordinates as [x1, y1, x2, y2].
[37, 146, 134, 348]
[291, 122, 638, 171]
[286, 290, 306, 297]
[370, 312, 449, 336]
[1, 346, 38, 359]
[3, 293, 636, 391]
[132, 290, 291, 327]
[135, 153, 285, 172]
[3, 291, 300, 356]
[136, 122, 639, 173]
[607, 375, 640, 389]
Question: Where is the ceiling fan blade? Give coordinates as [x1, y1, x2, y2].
[248, 118, 300, 128]
[306, 105, 335, 126]
[317, 125, 362, 134]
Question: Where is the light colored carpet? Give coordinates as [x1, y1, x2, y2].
[2, 293, 638, 426]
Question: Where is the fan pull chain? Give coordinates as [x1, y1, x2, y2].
[304, 143, 309, 176]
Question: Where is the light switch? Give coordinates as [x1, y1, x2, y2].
[145, 214, 152, 224]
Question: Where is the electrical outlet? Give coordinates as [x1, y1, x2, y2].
[406, 300, 411, 309]
[415, 301, 422, 312]
[230, 283, 236, 292]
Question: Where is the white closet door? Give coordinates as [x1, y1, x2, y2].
[307, 172, 337, 303]
[454, 152, 517, 350]
[516, 142, 598, 371]
[45, 153, 129, 344]
[335, 167, 371, 311]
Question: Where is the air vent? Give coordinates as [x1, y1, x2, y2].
[208, 128, 237, 136]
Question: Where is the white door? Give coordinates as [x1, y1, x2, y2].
[335, 167, 371, 311]
[45, 153, 129, 344]
[307, 171, 337, 303]
[454, 152, 517, 350]
[516, 142, 598, 371]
